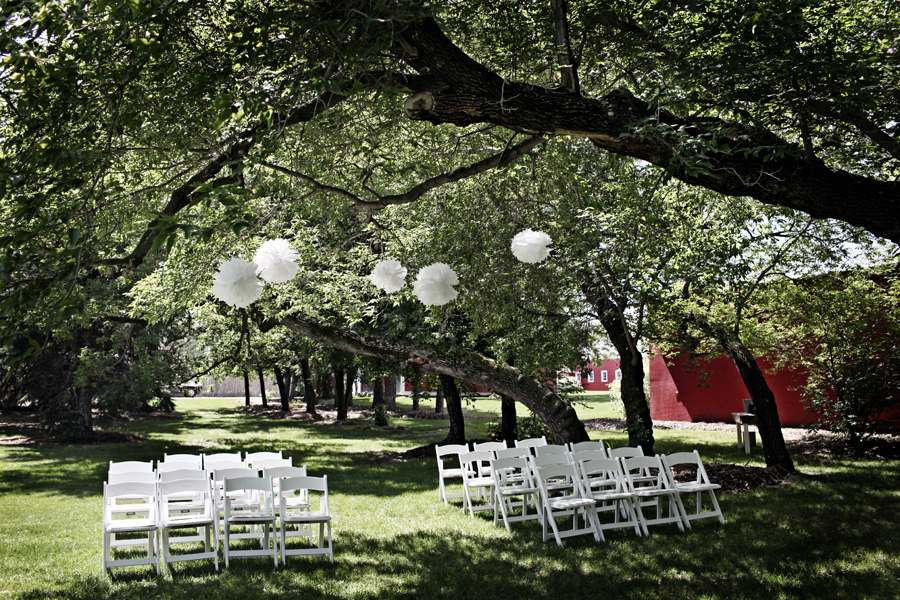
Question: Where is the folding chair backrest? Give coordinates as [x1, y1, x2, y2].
[280, 475, 329, 513]
[459, 450, 494, 476]
[162, 453, 202, 469]
[245, 451, 283, 467]
[158, 468, 208, 484]
[252, 457, 293, 471]
[534, 444, 568, 458]
[212, 467, 258, 485]
[105, 481, 158, 511]
[204, 460, 244, 476]
[107, 470, 157, 486]
[491, 456, 531, 487]
[203, 452, 243, 470]
[621, 455, 667, 490]
[495, 446, 532, 460]
[532, 452, 572, 470]
[568, 440, 608, 456]
[263, 465, 308, 481]
[223, 475, 272, 497]
[572, 449, 609, 475]
[608, 446, 645, 459]
[472, 441, 506, 454]
[159, 477, 213, 503]
[515, 436, 547, 451]
[535, 463, 583, 493]
[109, 460, 154, 474]
[579, 458, 626, 488]
[661, 450, 708, 484]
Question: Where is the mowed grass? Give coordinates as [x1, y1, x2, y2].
[1, 395, 898, 600]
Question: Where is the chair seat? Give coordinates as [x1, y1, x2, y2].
[283, 511, 330, 523]
[673, 482, 721, 493]
[105, 518, 158, 532]
[498, 484, 538, 496]
[546, 497, 596, 511]
[591, 491, 634, 502]
[161, 514, 215, 528]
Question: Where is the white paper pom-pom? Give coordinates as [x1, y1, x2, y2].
[211, 257, 263, 308]
[414, 263, 459, 306]
[369, 260, 408, 293]
[511, 229, 553, 263]
[253, 238, 300, 283]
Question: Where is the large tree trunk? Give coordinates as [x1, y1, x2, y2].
[439, 375, 467, 445]
[258, 369, 268, 407]
[434, 384, 444, 414]
[279, 315, 590, 445]
[594, 296, 655, 454]
[410, 373, 421, 411]
[384, 375, 397, 410]
[372, 377, 384, 408]
[344, 366, 356, 409]
[75, 382, 94, 439]
[300, 358, 317, 415]
[243, 370, 251, 407]
[500, 394, 517, 446]
[334, 366, 346, 420]
[274, 366, 291, 411]
[703, 324, 796, 472]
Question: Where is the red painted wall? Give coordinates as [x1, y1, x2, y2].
[649, 351, 821, 425]
[559, 359, 621, 392]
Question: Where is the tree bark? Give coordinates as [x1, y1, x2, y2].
[274, 366, 291, 411]
[434, 384, 444, 414]
[384, 375, 397, 410]
[399, 17, 900, 244]
[440, 375, 467, 445]
[279, 315, 590, 445]
[243, 370, 251, 407]
[372, 377, 384, 408]
[345, 366, 356, 409]
[258, 369, 268, 407]
[701, 323, 796, 472]
[500, 394, 517, 446]
[593, 295, 655, 454]
[334, 365, 347, 420]
[410, 374, 421, 411]
[300, 358, 317, 415]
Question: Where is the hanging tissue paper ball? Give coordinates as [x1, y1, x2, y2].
[253, 238, 300, 283]
[414, 262, 459, 306]
[211, 257, 263, 308]
[511, 229, 552, 263]
[369, 259, 408, 293]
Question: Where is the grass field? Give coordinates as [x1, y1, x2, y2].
[1, 395, 898, 600]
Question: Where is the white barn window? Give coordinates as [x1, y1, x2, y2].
[601, 370, 608, 383]
[615, 369, 622, 380]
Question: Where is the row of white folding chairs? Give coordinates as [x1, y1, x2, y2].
[101, 470, 332, 575]
[442, 443, 723, 546]
[108, 450, 289, 475]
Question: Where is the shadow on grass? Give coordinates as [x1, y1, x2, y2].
[20, 492, 900, 600]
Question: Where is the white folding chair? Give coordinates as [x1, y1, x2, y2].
[472, 441, 506, 476]
[534, 463, 604, 547]
[222, 476, 278, 567]
[621, 455, 685, 536]
[459, 450, 496, 517]
[105, 471, 158, 549]
[576, 457, 642, 536]
[435, 444, 469, 504]
[245, 451, 283, 469]
[491, 456, 540, 531]
[278, 475, 333, 564]
[109, 460, 154, 474]
[212, 467, 263, 540]
[264, 466, 311, 542]
[515, 436, 547, 455]
[661, 450, 725, 528]
[159, 478, 219, 573]
[568, 440, 608, 456]
[102, 481, 160, 576]
[203, 452, 244, 472]
[157, 468, 210, 542]
[534, 444, 570, 460]
[161, 453, 202, 469]
[252, 457, 293, 471]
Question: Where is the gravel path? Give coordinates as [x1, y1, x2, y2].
[584, 417, 819, 441]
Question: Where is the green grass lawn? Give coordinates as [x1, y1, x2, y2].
[1, 396, 898, 600]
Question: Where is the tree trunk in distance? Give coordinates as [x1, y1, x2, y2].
[595, 296, 655, 454]
[384, 375, 397, 410]
[705, 324, 796, 472]
[258, 369, 268, 407]
[76, 382, 94, 439]
[500, 394, 517, 447]
[334, 365, 347, 420]
[411, 375, 421, 411]
[243, 370, 251, 407]
[434, 384, 444, 414]
[300, 358, 317, 415]
[372, 377, 384, 408]
[274, 366, 290, 411]
[440, 374, 467, 445]
[345, 366, 356, 408]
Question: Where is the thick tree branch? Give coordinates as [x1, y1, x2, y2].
[399, 17, 900, 244]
